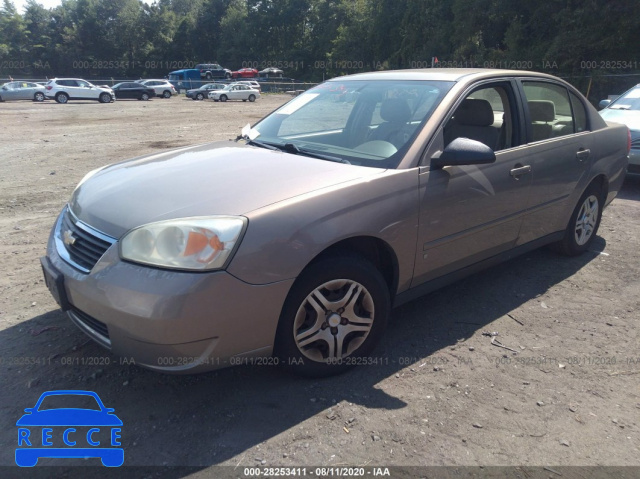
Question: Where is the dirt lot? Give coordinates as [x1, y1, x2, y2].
[0, 94, 639, 476]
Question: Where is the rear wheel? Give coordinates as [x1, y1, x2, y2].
[140, 92, 150, 101]
[162, 90, 171, 98]
[555, 183, 604, 256]
[274, 255, 390, 377]
[219, 95, 228, 102]
[248, 94, 256, 102]
[55, 92, 69, 104]
[34, 92, 45, 102]
[99, 92, 111, 103]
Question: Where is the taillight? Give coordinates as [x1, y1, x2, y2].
[46, 85, 52, 90]
[628, 128, 632, 154]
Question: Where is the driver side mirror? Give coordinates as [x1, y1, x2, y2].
[598, 99, 611, 110]
[430, 137, 496, 170]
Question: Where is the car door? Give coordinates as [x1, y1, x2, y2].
[2, 82, 19, 100]
[413, 80, 533, 286]
[14, 82, 30, 100]
[21, 82, 39, 100]
[75, 80, 95, 99]
[515, 80, 592, 244]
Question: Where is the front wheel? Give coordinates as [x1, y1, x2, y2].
[99, 93, 111, 103]
[555, 183, 604, 256]
[219, 95, 228, 102]
[248, 94, 256, 102]
[196, 93, 204, 101]
[274, 255, 390, 377]
[34, 92, 45, 102]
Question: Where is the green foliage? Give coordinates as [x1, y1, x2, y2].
[0, 0, 638, 97]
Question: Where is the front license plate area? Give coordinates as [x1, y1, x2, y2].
[40, 257, 71, 311]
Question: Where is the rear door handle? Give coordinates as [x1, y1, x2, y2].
[510, 165, 531, 179]
[576, 149, 591, 161]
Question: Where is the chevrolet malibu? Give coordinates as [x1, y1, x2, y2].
[41, 69, 629, 377]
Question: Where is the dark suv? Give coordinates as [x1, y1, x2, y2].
[195, 63, 232, 80]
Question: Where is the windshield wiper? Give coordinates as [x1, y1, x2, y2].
[282, 143, 351, 164]
[243, 138, 280, 150]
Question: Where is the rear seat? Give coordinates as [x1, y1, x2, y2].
[528, 100, 555, 141]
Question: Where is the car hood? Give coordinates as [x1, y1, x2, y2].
[599, 109, 640, 132]
[70, 142, 384, 238]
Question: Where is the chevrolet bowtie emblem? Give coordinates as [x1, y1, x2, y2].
[63, 230, 77, 246]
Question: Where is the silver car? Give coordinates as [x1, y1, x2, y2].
[139, 79, 177, 98]
[0, 81, 47, 102]
[41, 69, 629, 377]
[599, 84, 640, 174]
[208, 83, 260, 102]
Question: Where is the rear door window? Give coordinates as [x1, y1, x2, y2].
[522, 81, 575, 141]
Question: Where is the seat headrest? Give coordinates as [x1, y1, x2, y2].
[380, 98, 411, 123]
[454, 99, 494, 126]
[528, 100, 555, 122]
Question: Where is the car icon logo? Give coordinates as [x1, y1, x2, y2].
[16, 390, 123, 467]
[63, 230, 77, 246]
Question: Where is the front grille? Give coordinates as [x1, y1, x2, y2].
[69, 308, 111, 348]
[58, 207, 116, 273]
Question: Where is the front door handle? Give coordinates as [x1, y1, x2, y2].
[576, 149, 591, 161]
[510, 165, 531, 179]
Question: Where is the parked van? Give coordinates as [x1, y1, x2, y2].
[168, 69, 202, 93]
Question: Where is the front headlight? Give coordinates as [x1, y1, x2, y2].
[120, 216, 247, 271]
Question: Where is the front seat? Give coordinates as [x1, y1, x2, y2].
[444, 98, 500, 150]
[369, 98, 412, 147]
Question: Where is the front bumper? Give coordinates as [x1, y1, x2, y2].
[44, 208, 294, 373]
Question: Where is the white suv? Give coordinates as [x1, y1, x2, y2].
[139, 79, 177, 98]
[45, 78, 115, 104]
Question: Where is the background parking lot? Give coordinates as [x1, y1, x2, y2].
[0, 96, 639, 471]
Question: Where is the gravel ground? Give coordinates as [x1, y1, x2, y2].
[0, 94, 639, 476]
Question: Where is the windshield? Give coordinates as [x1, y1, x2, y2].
[251, 79, 453, 168]
[608, 86, 640, 110]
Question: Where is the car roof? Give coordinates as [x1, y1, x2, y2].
[333, 68, 562, 83]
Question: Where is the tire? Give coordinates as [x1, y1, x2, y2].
[196, 93, 204, 101]
[274, 255, 390, 377]
[248, 94, 256, 102]
[162, 90, 171, 98]
[140, 92, 150, 101]
[34, 92, 45, 102]
[55, 92, 69, 104]
[219, 95, 228, 102]
[225, 72, 231, 79]
[99, 92, 111, 103]
[555, 183, 604, 256]
[206, 72, 212, 80]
